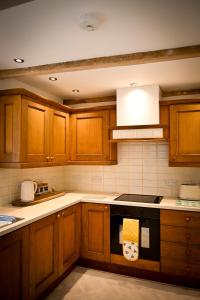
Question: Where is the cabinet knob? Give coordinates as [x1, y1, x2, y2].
[46, 156, 50, 161]
[185, 249, 190, 257]
[50, 156, 55, 161]
[105, 206, 109, 211]
[57, 213, 61, 219]
[186, 267, 190, 273]
[185, 233, 191, 240]
[185, 217, 191, 222]
[62, 212, 65, 217]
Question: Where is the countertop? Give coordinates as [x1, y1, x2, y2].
[0, 192, 200, 237]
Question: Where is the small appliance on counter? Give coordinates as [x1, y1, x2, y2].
[35, 182, 49, 196]
[179, 184, 200, 201]
[20, 180, 37, 202]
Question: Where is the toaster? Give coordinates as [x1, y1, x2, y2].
[179, 184, 200, 200]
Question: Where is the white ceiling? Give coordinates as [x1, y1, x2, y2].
[0, 0, 200, 99]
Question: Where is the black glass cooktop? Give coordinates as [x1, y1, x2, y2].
[114, 194, 162, 204]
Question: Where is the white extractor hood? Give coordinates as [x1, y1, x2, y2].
[112, 84, 164, 140]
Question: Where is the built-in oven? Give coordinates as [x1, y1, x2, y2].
[110, 205, 160, 261]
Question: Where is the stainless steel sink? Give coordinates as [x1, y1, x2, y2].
[0, 215, 24, 229]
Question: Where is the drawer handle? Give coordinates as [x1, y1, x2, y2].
[185, 217, 191, 222]
[185, 233, 191, 240]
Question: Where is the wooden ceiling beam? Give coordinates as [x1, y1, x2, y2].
[0, 45, 200, 79]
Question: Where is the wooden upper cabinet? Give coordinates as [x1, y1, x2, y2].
[50, 109, 70, 163]
[70, 110, 117, 164]
[170, 103, 200, 166]
[0, 95, 22, 162]
[21, 98, 50, 163]
[0, 227, 29, 300]
[29, 213, 59, 299]
[81, 203, 110, 262]
[0, 92, 70, 167]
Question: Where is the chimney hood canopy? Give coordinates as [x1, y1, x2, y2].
[116, 84, 160, 126]
[112, 85, 164, 141]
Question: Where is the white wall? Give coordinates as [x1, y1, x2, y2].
[0, 79, 62, 103]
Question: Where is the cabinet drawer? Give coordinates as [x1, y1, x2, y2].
[161, 225, 200, 245]
[161, 258, 200, 278]
[161, 210, 200, 228]
[161, 241, 200, 263]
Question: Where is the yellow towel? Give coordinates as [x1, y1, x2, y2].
[122, 218, 139, 261]
[122, 218, 139, 243]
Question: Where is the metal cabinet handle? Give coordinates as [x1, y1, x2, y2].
[105, 206, 109, 211]
[51, 156, 55, 160]
[46, 156, 50, 161]
[62, 212, 65, 217]
[57, 213, 61, 219]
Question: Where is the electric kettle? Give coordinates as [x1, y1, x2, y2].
[20, 180, 37, 202]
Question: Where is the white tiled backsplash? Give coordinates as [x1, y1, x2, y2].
[64, 143, 200, 197]
[0, 143, 200, 206]
[0, 166, 65, 206]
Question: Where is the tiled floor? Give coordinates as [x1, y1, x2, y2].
[45, 267, 200, 300]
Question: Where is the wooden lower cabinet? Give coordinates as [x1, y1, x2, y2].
[160, 209, 200, 280]
[29, 204, 81, 299]
[58, 204, 81, 274]
[81, 203, 110, 262]
[29, 213, 59, 299]
[0, 227, 29, 300]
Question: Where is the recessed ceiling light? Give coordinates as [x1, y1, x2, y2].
[130, 82, 138, 86]
[72, 89, 80, 93]
[14, 58, 24, 63]
[49, 77, 57, 81]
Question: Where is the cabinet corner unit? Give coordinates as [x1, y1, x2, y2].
[0, 91, 70, 168]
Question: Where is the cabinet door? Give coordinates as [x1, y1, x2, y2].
[59, 204, 81, 274]
[21, 97, 50, 162]
[0, 95, 21, 162]
[0, 227, 29, 300]
[170, 104, 200, 165]
[29, 214, 59, 299]
[50, 110, 70, 163]
[81, 203, 110, 262]
[71, 111, 110, 161]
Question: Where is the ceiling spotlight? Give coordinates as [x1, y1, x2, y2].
[72, 89, 80, 93]
[14, 58, 24, 63]
[49, 77, 57, 81]
[79, 12, 104, 31]
[130, 82, 138, 86]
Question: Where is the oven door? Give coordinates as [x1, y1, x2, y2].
[110, 215, 160, 261]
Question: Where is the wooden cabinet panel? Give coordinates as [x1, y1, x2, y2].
[161, 225, 200, 245]
[160, 105, 169, 140]
[29, 214, 59, 299]
[0, 95, 21, 162]
[170, 103, 200, 166]
[0, 227, 29, 300]
[51, 110, 70, 163]
[161, 241, 200, 263]
[81, 203, 110, 262]
[160, 210, 200, 228]
[21, 98, 50, 162]
[71, 111, 110, 162]
[161, 258, 200, 278]
[59, 204, 81, 274]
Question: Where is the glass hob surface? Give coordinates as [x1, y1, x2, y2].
[114, 194, 162, 204]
